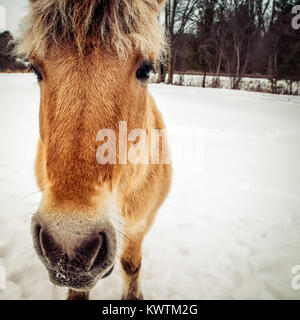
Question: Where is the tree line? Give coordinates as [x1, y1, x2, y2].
[159, 0, 300, 91]
[0, 31, 27, 72]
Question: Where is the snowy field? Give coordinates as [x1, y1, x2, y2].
[0, 73, 300, 300]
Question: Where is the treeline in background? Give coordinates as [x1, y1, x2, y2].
[0, 31, 27, 72]
[158, 0, 300, 93]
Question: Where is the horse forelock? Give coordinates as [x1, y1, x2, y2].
[18, 0, 166, 59]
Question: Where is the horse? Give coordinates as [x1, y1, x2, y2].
[18, 0, 172, 300]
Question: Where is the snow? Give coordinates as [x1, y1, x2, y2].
[0, 73, 300, 300]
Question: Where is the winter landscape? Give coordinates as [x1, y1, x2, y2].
[0, 73, 300, 300]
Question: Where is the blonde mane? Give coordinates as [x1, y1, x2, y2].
[19, 0, 165, 59]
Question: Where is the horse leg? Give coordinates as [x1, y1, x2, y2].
[67, 289, 90, 300]
[120, 230, 144, 300]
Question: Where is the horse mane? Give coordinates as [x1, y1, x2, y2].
[19, 0, 165, 59]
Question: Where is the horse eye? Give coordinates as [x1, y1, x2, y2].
[136, 61, 154, 82]
[30, 64, 43, 81]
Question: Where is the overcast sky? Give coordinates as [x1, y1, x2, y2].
[0, 0, 29, 33]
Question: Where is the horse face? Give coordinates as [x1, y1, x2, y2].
[30, 49, 152, 290]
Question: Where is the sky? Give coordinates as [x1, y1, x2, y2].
[0, 0, 28, 33]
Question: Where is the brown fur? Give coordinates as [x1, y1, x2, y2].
[20, 0, 171, 300]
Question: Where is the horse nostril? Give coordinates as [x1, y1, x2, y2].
[32, 221, 44, 257]
[39, 228, 64, 265]
[74, 233, 108, 271]
[91, 232, 108, 270]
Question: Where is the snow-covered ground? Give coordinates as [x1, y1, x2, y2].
[0, 73, 300, 300]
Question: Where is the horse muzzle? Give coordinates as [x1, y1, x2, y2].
[31, 212, 117, 290]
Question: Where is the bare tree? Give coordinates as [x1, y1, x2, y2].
[165, 0, 199, 84]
